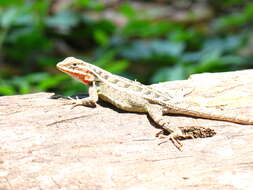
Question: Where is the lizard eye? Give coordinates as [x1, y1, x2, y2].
[73, 63, 77, 66]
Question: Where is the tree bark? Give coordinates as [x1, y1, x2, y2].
[1, 69, 253, 190]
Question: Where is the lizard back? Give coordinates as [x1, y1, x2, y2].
[57, 57, 174, 105]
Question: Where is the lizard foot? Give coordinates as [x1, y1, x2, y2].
[156, 126, 216, 150]
[156, 131, 194, 151]
[63, 96, 96, 109]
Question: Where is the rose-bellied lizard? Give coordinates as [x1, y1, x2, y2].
[56, 57, 253, 150]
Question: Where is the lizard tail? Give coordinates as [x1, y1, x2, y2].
[163, 105, 253, 125]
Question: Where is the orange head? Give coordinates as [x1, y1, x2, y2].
[57, 57, 97, 85]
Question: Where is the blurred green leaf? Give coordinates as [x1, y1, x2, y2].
[203, 35, 244, 53]
[0, 7, 19, 28]
[74, 0, 104, 10]
[0, 84, 15, 95]
[151, 64, 186, 83]
[122, 20, 176, 37]
[213, 3, 253, 31]
[120, 40, 184, 60]
[119, 3, 136, 18]
[11, 77, 30, 94]
[94, 50, 116, 67]
[104, 60, 129, 73]
[93, 29, 109, 46]
[0, 0, 22, 6]
[25, 73, 50, 83]
[38, 75, 68, 91]
[152, 40, 185, 57]
[46, 10, 80, 33]
[181, 52, 202, 63]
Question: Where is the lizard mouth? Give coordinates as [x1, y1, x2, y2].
[74, 73, 92, 84]
[56, 62, 94, 84]
[56, 63, 66, 72]
[61, 69, 93, 85]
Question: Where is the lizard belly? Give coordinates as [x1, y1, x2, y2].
[98, 85, 148, 113]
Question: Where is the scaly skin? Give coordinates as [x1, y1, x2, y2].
[56, 57, 252, 150]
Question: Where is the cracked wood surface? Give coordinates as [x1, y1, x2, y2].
[1, 69, 253, 190]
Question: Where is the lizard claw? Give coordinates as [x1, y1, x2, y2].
[168, 134, 184, 151]
[156, 130, 195, 151]
[61, 96, 96, 109]
[61, 96, 82, 108]
[68, 96, 84, 109]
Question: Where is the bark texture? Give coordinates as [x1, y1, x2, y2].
[1, 69, 253, 190]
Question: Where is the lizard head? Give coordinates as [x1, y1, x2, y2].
[57, 57, 96, 85]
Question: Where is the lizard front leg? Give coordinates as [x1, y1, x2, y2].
[67, 81, 98, 107]
[146, 104, 193, 150]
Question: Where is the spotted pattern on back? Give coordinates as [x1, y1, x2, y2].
[57, 57, 173, 105]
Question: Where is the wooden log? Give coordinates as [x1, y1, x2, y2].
[0, 69, 253, 190]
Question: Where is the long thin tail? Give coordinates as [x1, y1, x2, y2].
[163, 104, 253, 125]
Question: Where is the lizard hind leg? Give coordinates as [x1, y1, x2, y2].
[146, 104, 194, 150]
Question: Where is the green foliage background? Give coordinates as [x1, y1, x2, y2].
[0, 0, 253, 95]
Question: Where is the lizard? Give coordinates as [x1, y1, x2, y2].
[56, 57, 253, 150]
